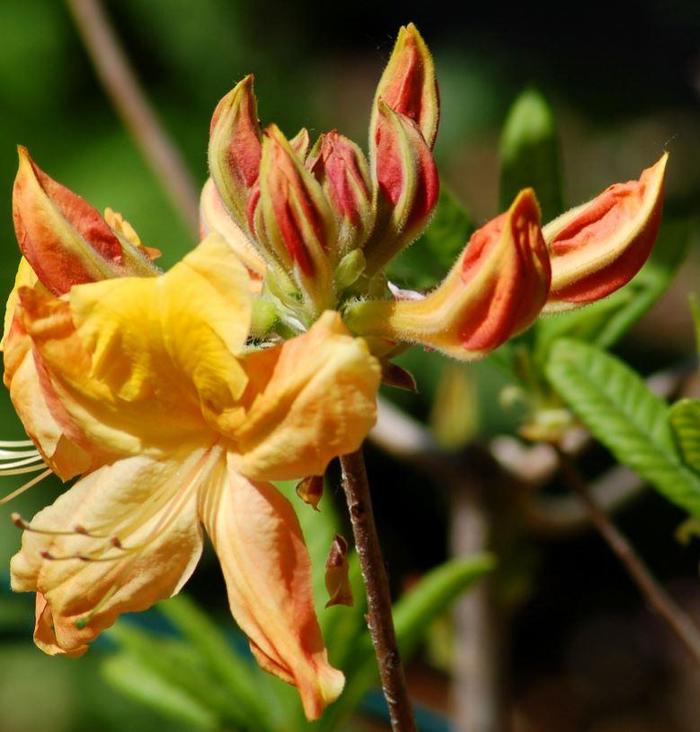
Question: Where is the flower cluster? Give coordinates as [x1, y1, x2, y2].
[1, 23, 667, 720]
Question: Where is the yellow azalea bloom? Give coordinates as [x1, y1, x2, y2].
[3, 234, 380, 720]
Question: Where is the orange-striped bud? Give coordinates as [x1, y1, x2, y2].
[544, 153, 668, 312]
[364, 102, 439, 275]
[347, 189, 551, 360]
[200, 177, 267, 280]
[308, 131, 374, 255]
[369, 23, 439, 152]
[208, 75, 262, 235]
[12, 147, 158, 295]
[255, 125, 336, 311]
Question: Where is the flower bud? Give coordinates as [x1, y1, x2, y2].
[255, 125, 336, 312]
[543, 153, 668, 312]
[308, 131, 374, 254]
[363, 103, 439, 276]
[370, 23, 439, 152]
[347, 189, 551, 360]
[200, 177, 267, 279]
[208, 75, 262, 234]
[290, 128, 311, 159]
[12, 147, 158, 295]
[324, 534, 353, 608]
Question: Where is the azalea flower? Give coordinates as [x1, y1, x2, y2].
[1, 21, 669, 723]
[3, 149, 379, 720]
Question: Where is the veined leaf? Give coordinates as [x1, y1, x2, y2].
[385, 183, 474, 290]
[102, 654, 217, 730]
[669, 399, 700, 474]
[546, 339, 700, 517]
[499, 88, 563, 222]
[536, 219, 694, 360]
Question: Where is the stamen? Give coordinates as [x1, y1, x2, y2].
[0, 439, 35, 448]
[0, 449, 44, 458]
[0, 455, 47, 473]
[0, 468, 52, 505]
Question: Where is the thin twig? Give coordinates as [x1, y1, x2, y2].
[556, 447, 700, 664]
[339, 448, 417, 732]
[66, 0, 199, 235]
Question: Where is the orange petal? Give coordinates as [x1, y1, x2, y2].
[544, 153, 667, 312]
[347, 189, 551, 359]
[11, 448, 216, 656]
[226, 311, 380, 481]
[199, 455, 344, 720]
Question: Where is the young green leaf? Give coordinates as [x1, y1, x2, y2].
[385, 184, 474, 290]
[102, 654, 218, 730]
[669, 399, 700, 475]
[499, 89, 563, 222]
[546, 339, 700, 517]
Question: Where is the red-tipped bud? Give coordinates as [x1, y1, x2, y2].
[347, 189, 551, 360]
[364, 103, 439, 275]
[12, 147, 157, 295]
[543, 153, 668, 312]
[208, 75, 262, 234]
[324, 534, 353, 608]
[370, 23, 439, 151]
[308, 131, 374, 254]
[290, 128, 311, 159]
[199, 177, 267, 279]
[256, 125, 336, 311]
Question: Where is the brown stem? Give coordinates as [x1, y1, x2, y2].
[339, 448, 417, 732]
[450, 477, 503, 732]
[556, 447, 700, 664]
[66, 0, 199, 235]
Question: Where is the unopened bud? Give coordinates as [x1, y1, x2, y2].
[347, 189, 551, 360]
[543, 153, 668, 312]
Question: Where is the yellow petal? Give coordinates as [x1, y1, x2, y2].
[11, 447, 219, 656]
[19, 236, 251, 456]
[199, 454, 344, 720]
[229, 311, 380, 481]
[2, 257, 37, 351]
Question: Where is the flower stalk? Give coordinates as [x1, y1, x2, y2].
[339, 448, 417, 732]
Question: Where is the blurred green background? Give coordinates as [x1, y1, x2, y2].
[1, 1, 700, 730]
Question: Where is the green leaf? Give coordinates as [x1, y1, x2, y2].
[102, 654, 218, 730]
[499, 89, 563, 222]
[669, 399, 700, 474]
[536, 219, 693, 360]
[105, 622, 252, 728]
[320, 554, 494, 731]
[385, 184, 474, 290]
[546, 339, 700, 517]
[156, 596, 272, 731]
[690, 295, 700, 357]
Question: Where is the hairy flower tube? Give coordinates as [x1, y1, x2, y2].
[3, 149, 380, 720]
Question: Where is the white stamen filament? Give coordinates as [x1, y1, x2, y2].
[0, 468, 53, 505]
